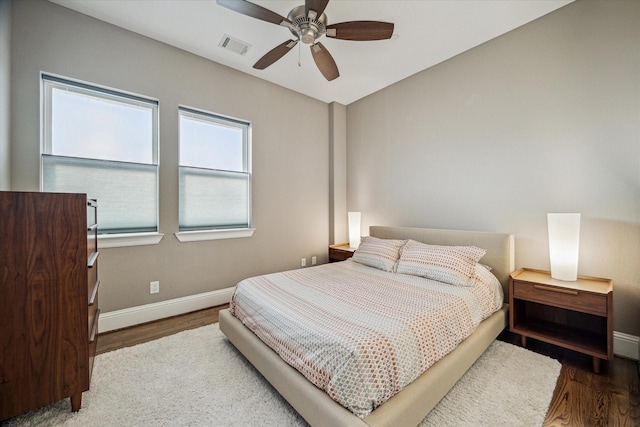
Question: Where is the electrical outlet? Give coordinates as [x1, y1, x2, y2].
[301, 258, 306, 267]
[150, 281, 160, 294]
[311, 256, 317, 265]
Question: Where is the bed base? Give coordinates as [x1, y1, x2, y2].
[220, 305, 508, 427]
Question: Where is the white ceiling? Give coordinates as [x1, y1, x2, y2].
[50, 0, 573, 105]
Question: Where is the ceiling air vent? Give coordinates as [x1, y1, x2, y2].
[219, 34, 251, 56]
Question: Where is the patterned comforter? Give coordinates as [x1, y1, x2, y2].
[230, 260, 503, 418]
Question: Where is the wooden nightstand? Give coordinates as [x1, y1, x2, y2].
[329, 243, 356, 262]
[509, 268, 613, 373]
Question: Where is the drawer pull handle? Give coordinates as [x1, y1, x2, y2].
[89, 280, 100, 306]
[533, 284, 578, 295]
[88, 252, 99, 268]
[89, 309, 100, 343]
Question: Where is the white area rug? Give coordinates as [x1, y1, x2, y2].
[4, 323, 561, 427]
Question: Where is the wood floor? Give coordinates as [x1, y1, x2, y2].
[96, 306, 222, 354]
[97, 306, 640, 426]
[498, 330, 639, 426]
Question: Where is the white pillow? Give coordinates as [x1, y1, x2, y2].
[469, 263, 505, 313]
[351, 236, 407, 272]
[396, 239, 486, 286]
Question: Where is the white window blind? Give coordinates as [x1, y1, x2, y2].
[41, 74, 158, 234]
[179, 107, 251, 231]
[42, 155, 157, 233]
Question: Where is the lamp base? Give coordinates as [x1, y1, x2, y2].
[550, 264, 578, 281]
[348, 212, 361, 250]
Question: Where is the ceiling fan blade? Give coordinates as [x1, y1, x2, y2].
[305, 0, 329, 18]
[253, 40, 298, 70]
[326, 21, 394, 41]
[310, 42, 339, 81]
[217, 0, 290, 26]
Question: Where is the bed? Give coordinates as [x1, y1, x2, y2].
[219, 226, 514, 427]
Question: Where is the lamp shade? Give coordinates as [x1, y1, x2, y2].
[348, 212, 361, 249]
[547, 213, 581, 281]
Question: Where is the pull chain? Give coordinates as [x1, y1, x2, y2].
[298, 42, 301, 67]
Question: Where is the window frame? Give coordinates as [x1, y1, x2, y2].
[175, 105, 254, 242]
[41, 73, 163, 246]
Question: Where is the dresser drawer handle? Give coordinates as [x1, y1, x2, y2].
[89, 309, 100, 343]
[88, 252, 99, 268]
[89, 280, 100, 306]
[533, 284, 578, 295]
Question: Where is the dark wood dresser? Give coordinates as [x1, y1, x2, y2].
[0, 191, 100, 420]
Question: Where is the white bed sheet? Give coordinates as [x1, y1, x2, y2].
[231, 260, 503, 418]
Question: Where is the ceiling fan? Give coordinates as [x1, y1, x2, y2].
[217, 0, 394, 81]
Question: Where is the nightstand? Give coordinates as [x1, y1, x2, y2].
[509, 268, 613, 373]
[328, 243, 356, 262]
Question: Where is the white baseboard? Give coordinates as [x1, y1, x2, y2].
[614, 331, 639, 360]
[99, 290, 640, 361]
[98, 287, 235, 333]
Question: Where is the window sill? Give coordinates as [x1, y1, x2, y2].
[98, 232, 164, 248]
[175, 228, 256, 243]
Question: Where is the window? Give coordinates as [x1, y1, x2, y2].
[41, 74, 159, 235]
[178, 107, 251, 233]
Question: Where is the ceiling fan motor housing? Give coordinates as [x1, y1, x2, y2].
[287, 5, 327, 44]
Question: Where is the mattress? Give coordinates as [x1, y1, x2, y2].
[230, 259, 504, 418]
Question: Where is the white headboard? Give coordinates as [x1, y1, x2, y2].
[369, 226, 515, 297]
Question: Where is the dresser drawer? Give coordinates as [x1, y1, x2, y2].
[88, 290, 99, 334]
[88, 316, 99, 379]
[88, 306, 100, 380]
[87, 225, 97, 258]
[513, 280, 607, 316]
[88, 264, 98, 300]
[88, 270, 99, 330]
[87, 199, 98, 260]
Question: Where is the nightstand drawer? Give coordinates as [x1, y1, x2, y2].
[329, 243, 355, 262]
[329, 248, 352, 261]
[513, 280, 607, 317]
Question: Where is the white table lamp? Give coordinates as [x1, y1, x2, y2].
[547, 213, 581, 281]
[348, 212, 361, 249]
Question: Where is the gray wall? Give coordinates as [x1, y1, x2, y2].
[10, 0, 330, 312]
[7, 0, 639, 337]
[0, 0, 10, 190]
[347, 0, 640, 335]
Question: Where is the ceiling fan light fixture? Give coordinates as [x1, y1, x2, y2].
[301, 27, 317, 44]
